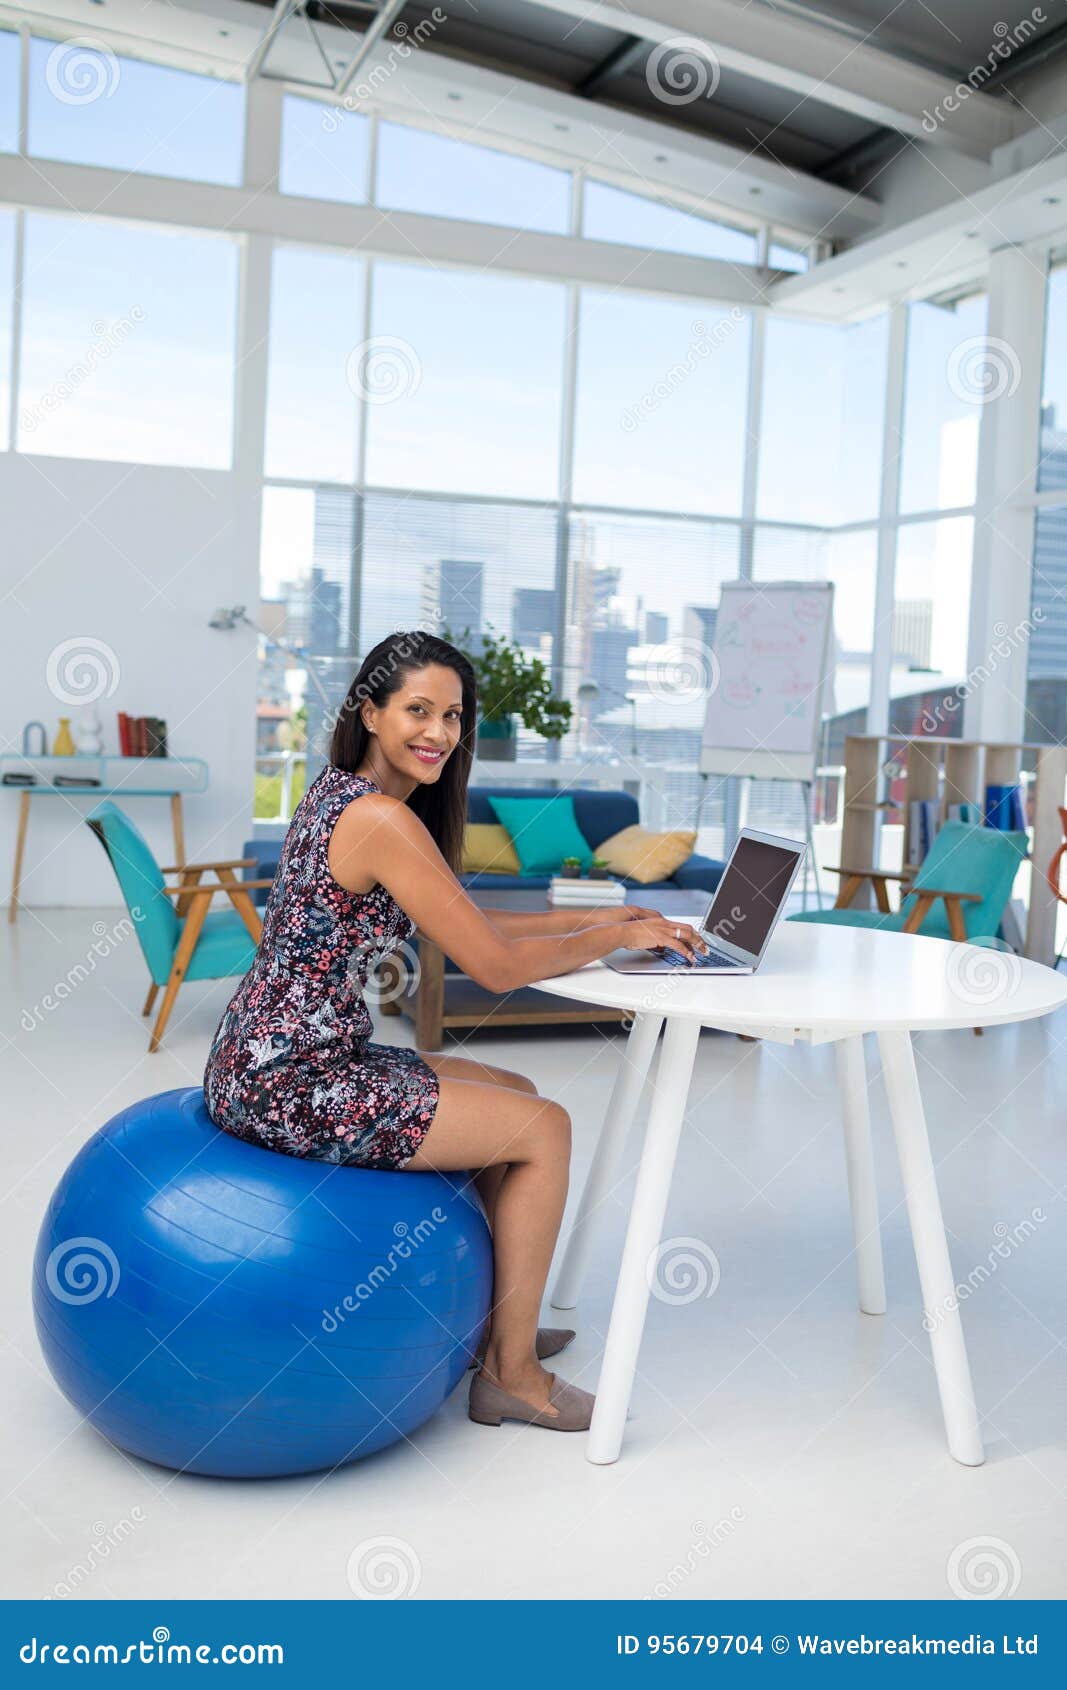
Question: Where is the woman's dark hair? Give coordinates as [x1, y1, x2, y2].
[329, 630, 477, 874]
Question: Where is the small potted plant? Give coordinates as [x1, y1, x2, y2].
[445, 623, 572, 761]
[588, 855, 612, 880]
[561, 855, 583, 879]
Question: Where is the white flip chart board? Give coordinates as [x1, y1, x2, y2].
[699, 581, 835, 783]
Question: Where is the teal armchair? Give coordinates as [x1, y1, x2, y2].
[87, 801, 273, 1051]
[791, 818, 1027, 947]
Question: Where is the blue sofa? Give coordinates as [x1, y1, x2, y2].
[461, 786, 724, 893]
[243, 785, 725, 903]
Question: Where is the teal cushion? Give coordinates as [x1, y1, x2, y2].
[485, 794, 593, 876]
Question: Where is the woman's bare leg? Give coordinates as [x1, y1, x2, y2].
[403, 1075, 571, 1416]
[418, 1051, 536, 1228]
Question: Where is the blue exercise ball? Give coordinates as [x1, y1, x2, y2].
[33, 1088, 492, 1479]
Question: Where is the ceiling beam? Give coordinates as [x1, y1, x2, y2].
[575, 36, 649, 99]
[0, 0, 883, 240]
[517, 0, 1024, 159]
[0, 150, 789, 307]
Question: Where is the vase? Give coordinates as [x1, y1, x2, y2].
[75, 705, 104, 756]
[53, 717, 76, 756]
[477, 718, 517, 762]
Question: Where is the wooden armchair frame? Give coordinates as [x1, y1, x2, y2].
[143, 860, 273, 1052]
[826, 862, 981, 941]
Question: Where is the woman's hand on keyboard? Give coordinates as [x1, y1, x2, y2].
[625, 917, 708, 962]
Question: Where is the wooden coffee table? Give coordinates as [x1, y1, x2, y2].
[382, 885, 701, 1049]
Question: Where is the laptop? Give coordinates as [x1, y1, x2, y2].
[605, 828, 806, 976]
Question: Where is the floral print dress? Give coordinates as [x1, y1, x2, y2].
[204, 766, 440, 1169]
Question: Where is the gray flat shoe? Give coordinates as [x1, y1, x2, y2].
[468, 1370, 595, 1432]
[468, 1326, 576, 1370]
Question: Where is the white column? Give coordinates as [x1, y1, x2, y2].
[963, 244, 1047, 742]
[868, 301, 908, 738]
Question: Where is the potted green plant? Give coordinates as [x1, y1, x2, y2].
[561, 855, 583, 878]
[446, 624, 572, 762]
[588, 855, 612, 880]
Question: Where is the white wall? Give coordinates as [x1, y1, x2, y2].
[1, 452, 260, 908]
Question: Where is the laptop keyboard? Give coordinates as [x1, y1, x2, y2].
[662, 946, 739, 969]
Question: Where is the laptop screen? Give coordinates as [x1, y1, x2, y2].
[702, 835, 802, 959]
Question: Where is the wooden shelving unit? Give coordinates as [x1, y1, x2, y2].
[840, 735, 1067, 966]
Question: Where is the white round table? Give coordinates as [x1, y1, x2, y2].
[531, 923, 1067, 1466]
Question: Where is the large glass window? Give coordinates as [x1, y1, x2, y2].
[0, 210, 14, 451]
[572, 289, 749, 515]
[899, 294, 987, 514]
[768, 239, 807, 273]
[18, 213, 238, 468]
[1026, 263, 1067, 745]
[0, 29, 18, 153]
[360, 491, 559, 672]
[364, 262, 566, 500]
[27, 37, 244, 185]
[562, 509, 741, 845]
[256, 485, 359, 819]
[279, 95, 369, 204]
[265, 245, 364, 484]
[890, 517, 974, 735]
[375, 122, 570, 234]
[583, 181, 757, 264]
[757, 314, 888, 525]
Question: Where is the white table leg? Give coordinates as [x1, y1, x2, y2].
[588, 1016, 702, 1465]
[877, 1030, 984, 1466]
[835, 1035, 887, 1316]
[551, 1011, 663, 1311]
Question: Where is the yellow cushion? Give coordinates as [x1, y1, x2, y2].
[595, 824, 697, 885]
[462, 823, 522, 876]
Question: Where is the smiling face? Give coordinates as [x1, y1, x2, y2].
[361, 663, 465, 789]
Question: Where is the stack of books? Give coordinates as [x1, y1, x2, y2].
[548, 875, 627, 909]
[117, 713, 168, 758]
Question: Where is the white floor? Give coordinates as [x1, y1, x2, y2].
[4, 905, 1067, 1603]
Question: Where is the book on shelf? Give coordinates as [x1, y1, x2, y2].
[117, 712, 168, 758]
[907, 799, 940, 864]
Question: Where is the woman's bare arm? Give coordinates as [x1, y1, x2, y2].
[479, 905, 651, 938]
[328, 796, 704, 991]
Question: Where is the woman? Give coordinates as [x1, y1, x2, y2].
[204, 630, 706, 1434]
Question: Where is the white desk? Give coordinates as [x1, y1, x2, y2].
[532, 923, 1067, 1466]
